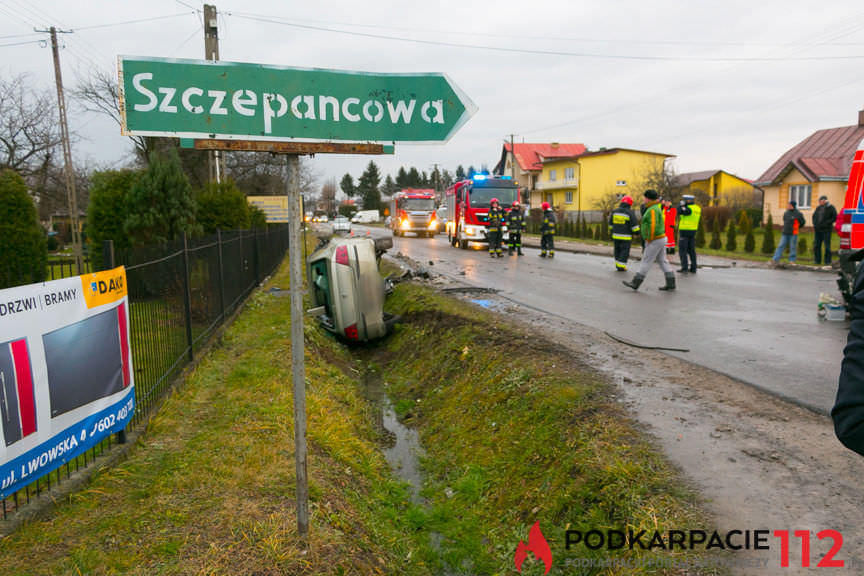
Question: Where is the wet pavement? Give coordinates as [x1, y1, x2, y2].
[355, 226, 848, 415]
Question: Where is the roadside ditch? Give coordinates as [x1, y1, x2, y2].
[346, 276, 726, 575]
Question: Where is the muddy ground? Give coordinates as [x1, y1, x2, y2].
[390, 254, 864, 576]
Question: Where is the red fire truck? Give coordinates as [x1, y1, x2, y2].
[836, 138, 864, 306]
[445, 175, 520, 249]
[390, 189, 438, 238]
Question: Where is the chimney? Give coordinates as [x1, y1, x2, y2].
[859, 108, 864, 126]
[551, 142, 559, 149]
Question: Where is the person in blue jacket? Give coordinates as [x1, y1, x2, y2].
[834, 248, 864, 456]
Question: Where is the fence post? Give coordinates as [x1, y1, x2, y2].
[253, 228, 261, 285]
[181, 233, 194, 362]
[217, 230, 226, 321]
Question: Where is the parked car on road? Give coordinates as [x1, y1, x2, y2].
[332, 216, 352, 233]
[307, 236, 396, 342]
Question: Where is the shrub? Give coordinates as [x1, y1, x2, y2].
[725, 218, 737, 252]
[87, 169, 138, 270]
[195, 180, 251, 233]
[696, 217, 706, 248]
[761, 214, 776, 254]
[125, 147, 199, 246]
[0, 169, 47, 288]
[744, 223, 756, 253]
[709, 217, 723, 250]
[737, 210, 752, 235]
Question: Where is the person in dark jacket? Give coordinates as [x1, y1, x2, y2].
[487, 198, 505, 257]
[507, 200, 525, 255]
[539, 202, 556, 258]
[608, 195, 639, 271]
[771, 200, 807, 264]
[812, 195, 838, 265]
[833, 249, 864, 456]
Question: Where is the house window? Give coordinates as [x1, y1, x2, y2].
[549, 169, 557, 182]
[616, 180, 627, 186]
[789, 185, 812, 209]
[564, 167, 575, 180]
[565, 190, 573, 204]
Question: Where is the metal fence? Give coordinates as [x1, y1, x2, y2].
[1, 225, 289, 523]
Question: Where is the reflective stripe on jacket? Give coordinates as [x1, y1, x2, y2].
[609, 204, 639, 241]
[541, 210, 556, 234]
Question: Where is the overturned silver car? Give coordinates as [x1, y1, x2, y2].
[307, 236, 396, 342]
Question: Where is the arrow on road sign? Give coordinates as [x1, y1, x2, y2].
[119, 56, 477, 144]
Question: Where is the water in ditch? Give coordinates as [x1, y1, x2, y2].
[361, 368, 425, 504]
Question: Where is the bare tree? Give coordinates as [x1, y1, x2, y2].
[320, 178, 337, 216]
[72, 68, 152, 164]
[593, 189, 625, 225]
[0, 74, 63, 177]
[630, 158, 679, 202]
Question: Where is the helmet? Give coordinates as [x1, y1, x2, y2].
[542, 202, 550, 210]
[512, 200, 520, 207]
[621, 195, 633, 206]
[491, 197, 499, 205]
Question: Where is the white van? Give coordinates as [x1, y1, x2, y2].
[351, 209, 380, 224]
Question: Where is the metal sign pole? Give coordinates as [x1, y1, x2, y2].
[286, 154, 309, 537]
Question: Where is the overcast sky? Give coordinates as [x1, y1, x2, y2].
[4, 0, 864, 189]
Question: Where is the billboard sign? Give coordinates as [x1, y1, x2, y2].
[118, 56, 476, 144]
[0, 267, 135, 498]
[247, 195, 290, 223]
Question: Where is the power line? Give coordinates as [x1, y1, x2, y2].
[72, 11, 197, 32]
[0, 31, 41, 40]
[0, 38, 44, 48]
[227, 11, 864, 62]
[228, 10, 864, 49]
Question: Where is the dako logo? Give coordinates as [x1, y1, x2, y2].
[90, 276, 124, 295]
[514, 521, 552, 575]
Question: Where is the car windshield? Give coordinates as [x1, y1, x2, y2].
[469, 187, 518, 208]
[401, 198, 435, 211]
[335, 217, 348, 222]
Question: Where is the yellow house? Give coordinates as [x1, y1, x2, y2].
[673, 170, 760, 207]
[536, 148, 673, 220]
[755, 110, 864, 225]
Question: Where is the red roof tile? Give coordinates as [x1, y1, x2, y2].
[506, 143, 587, 172]
[756, 124, 864, 184]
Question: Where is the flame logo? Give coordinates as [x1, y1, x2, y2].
[514, 521, 552, 574]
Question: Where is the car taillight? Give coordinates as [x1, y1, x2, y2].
[335, 245, 349, 266]
[344, 324, 359, 340]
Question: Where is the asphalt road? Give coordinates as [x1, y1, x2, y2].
[350, 225, 849, 415]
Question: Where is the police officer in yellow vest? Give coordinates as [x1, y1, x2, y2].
[677, 195, 701, 274]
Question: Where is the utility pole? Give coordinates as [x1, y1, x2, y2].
[204, 4, 223, 184]
[38, 26, 83, 274]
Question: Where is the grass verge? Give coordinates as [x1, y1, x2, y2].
[365, 280, 725, 575]
[0, 260, 433, 576]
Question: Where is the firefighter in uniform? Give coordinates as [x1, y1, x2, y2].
[677, 194, 701, 273]
[608, 195, 640, 271]
[507, 200, 525, 255]
[487, 197, 505, 257]
[540, 201, 556, 258]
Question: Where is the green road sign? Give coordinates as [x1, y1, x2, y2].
[118, 56, 476, 143]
